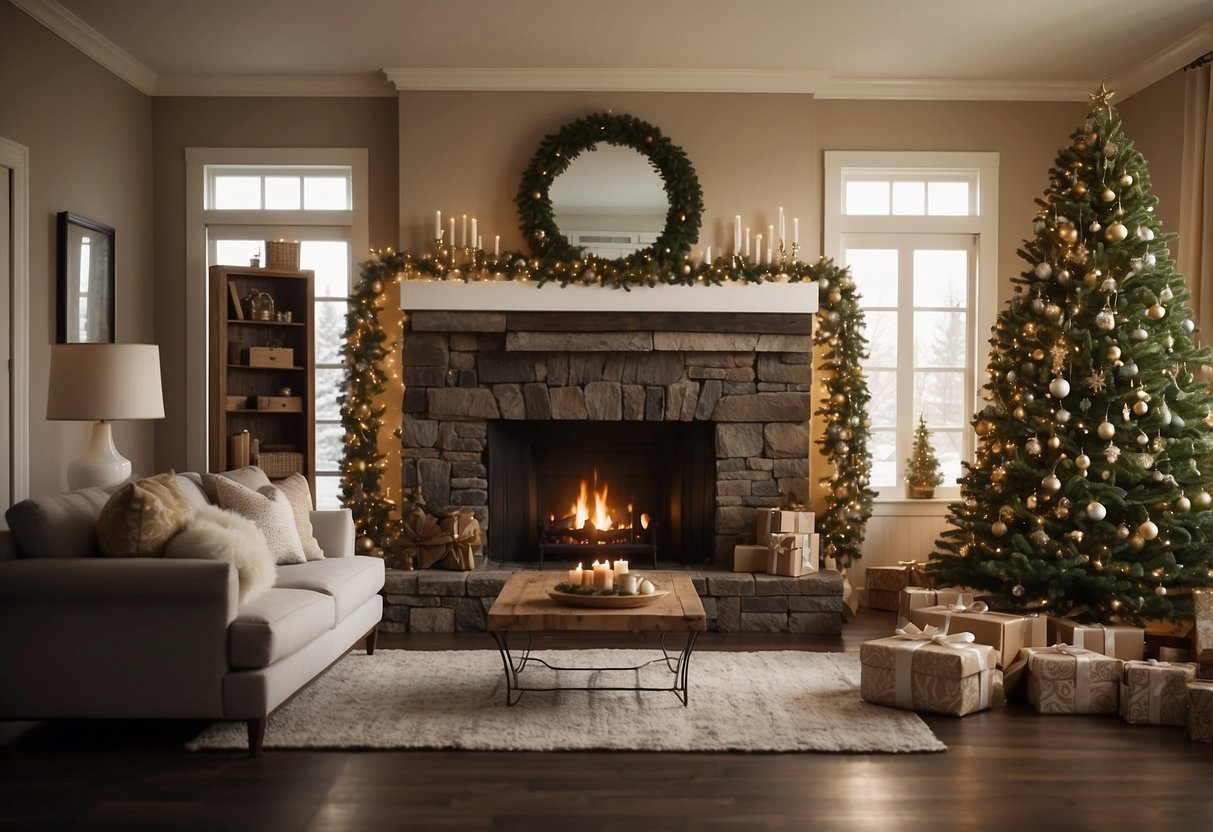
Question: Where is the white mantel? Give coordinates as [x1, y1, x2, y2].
[400, 279, 819, 314]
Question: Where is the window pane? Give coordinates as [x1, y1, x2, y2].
[928, 182, 969, 216]
[315, 369, 344, 419]
[866, 370, 898, 427]
[214, 176, 261, 209]
[845, 180, 889, 215]
[214, 239, 263, 268]
[913, 249, 968, 307]
[316, 475, 342, 510]
[301, 240, 350, 297]
[264, 176, 301, 210]
[913, 371, 967, 428]
[870, 429, 898, 488]
[316, 423, 345, 472]
[304, 177, 349, 210]
[892, 181, 925, 215]
[861, 311, 898, 367]
[315, 301, 348, 365]
[914, 311, 967, 367]
[931, 430, 964, 488]
[845, 248, 898, 306]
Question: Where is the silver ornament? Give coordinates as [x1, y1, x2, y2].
[1012, 584, 1026, 597]
[1086, 500, 1106, 520]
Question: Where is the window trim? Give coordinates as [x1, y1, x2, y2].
[823, 150, 998, 504]
[185, 147, 368, 473]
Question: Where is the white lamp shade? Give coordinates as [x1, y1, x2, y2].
[47, 343, 165, 421]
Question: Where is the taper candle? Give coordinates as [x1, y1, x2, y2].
[435, 210, 442, 239]
[734, 215, 741, 253]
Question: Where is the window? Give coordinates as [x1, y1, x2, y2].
[824, 152, 998, 500]
[187, 149, 368, 507]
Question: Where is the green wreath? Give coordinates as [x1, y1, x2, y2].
[515, 112, 704, 269]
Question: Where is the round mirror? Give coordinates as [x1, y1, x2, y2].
[517, 113, 703, 269]
[549, 144, 666, 259]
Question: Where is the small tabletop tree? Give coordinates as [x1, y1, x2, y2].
[906, 414, 945, 498]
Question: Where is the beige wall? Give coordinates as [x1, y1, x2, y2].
[0, 3, 154, 497]
[151, 96, 399, 470]
[1120, 68, 1185, 233]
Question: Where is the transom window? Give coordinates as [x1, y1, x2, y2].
[207, 166, 352, 211]
[824, 151, 998, 500]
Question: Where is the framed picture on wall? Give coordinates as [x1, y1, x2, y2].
[57, 211, 115, 343]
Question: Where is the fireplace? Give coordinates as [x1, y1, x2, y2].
[399, 305, 814, 568]
[488, 420, 713, 564]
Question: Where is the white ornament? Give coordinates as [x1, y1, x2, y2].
[1042, 474, 1061, 493]
[1055, 407, 1071, 424]
[1139, 520, 1159, 540]
[1034, 262, 1053, 279]
[1145, 253, 1157, 268]
[1075, 453, 1091, 470]
[1049, 377, 1071, 399]
[1182, 319, 1196, 334]
[991, 521, 1008, 537]
[1106, 345, 1121, 361]
[1121, 361, 1139, 377]
[1196, 491, 1213, 509]
[1176, 496, 1192, 513]
[1097, 421, 1116, 439]
[1086, 501, 1106, 521]
[1095, 310, 1116, 330]
[1160, 286, 1173, 302]
[1130, 328, 1148, 341]
[1026, 437, 1043, 456]
[1089, 220, 1102, 232]
[1132, 400, 1149, 416]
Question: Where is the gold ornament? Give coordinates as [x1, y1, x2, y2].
[975, 419, 994, 437]
[356, 535, 375, 554]
[1100, 188, 1116, 203]
[1088, 81, 1116, 109]
[1074, 138, 1089, 152]
[1048, 435, 1062, 449]
[1058, 225, 1078, 243]
[1072, 182, 1088, 196]
[1105, 222, 1128, 242]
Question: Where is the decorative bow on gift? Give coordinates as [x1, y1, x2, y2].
[396, 506, 453, 570]
[894, 622, 976, 647]
[775, 535, 811, 568]
[898, 559, 933, 587]
[948, 596, 989, 614]
[439, 509, 481, 571]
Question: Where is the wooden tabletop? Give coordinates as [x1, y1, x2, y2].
[486, 571, 707, 633]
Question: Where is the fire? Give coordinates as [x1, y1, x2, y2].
[569, 470, 618, 531]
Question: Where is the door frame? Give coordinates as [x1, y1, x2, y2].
[0, 136, 30, 505]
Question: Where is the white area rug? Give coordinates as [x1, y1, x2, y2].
[188, 649, 945, 753]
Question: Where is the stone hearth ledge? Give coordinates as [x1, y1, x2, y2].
[381, 567, 843, 635]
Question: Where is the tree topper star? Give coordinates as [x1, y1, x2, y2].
[1089, 82, 1115, 109]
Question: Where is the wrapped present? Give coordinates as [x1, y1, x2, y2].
[867, 565, 912, 593]
[1047, 616, 1145, 662]
[897, 586, 968, 628]
[1188, 680, 1213, 743]
[393, 507, 452, 570]
[860, 624, 1003, 717]
[866, 589, 900, 612]
[1196, 590, 1213, 679]
[732, 544, 768, 573]
[438, 509, 480, 571]
[1007, 645, 1123, 715]
[768, 533, 817, 578]
[756, 508, 814, 545]
[1120, 659, 1198, 726]
[910, 601, 1046, 668]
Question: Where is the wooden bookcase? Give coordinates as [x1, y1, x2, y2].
[209, 265, 316, 490]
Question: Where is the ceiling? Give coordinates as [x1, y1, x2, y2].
[16, 0, 1213, 99]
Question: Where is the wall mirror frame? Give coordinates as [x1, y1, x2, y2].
[516, 112, 703, 269]
[56, 211, 115, 344]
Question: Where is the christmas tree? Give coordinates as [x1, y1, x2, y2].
[906, 414, 944, 496]
[930, 84, 1213, 624]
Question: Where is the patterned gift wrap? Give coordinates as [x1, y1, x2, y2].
[1187, 681, 1213, 743]
[1194, 590, 1213, 677]
[910, 602, 1046, 669]
[860, 628, 1003, 717]
[866, 565, 913, 593]
[866, 589, 900, 612]
[1120, 660, 1198, 726]
[1046, 617, 1145, 662]
[1022, 646, 1122, 715]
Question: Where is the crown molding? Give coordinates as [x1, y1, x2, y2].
[812, 79, 1089, 101]
[11, 0, 157, 95]
[1112, 21, 1213, 100]
[155, 73, 396, 98]
[384, 67, 829, 94]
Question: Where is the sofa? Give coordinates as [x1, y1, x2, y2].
[0, 470, 384, 754]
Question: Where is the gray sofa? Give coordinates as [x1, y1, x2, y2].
[0, 472, 384, 754]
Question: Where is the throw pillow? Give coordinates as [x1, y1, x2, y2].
[213, 476, 306, 565]
[164, 504, 276, 603]
[274, 472, 325, 561]
[97, 471, 191, 557]
[200, 466, 272, 504]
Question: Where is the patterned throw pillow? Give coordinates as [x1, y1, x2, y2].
[200, 466, 272, 504]
[274, 473, 325, 561]
[97, 471, 191, 557]
[213, 476, 306, 565]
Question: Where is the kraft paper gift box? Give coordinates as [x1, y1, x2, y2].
[909, 602, 1046, 669]
[1194, 589, 1213, 678]
[1120, 659, 1198, 726]
[1187, 680, 1213, 742]
[1047, 616, 1145, 662]
[1008, 645, 1123, 715]
[866, 565, 912, 593]
[860, 628, 1003, 717]
[756, 508, 814, 546]
[866, 589, 901, 612]
[897, 587, 968, 628]
[767, 533, 817, 578]
[732, 544, 769, 573]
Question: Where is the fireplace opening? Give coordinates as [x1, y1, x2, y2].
[487, 420, 714, 564]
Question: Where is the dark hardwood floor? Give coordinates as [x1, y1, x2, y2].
[3, 609, 1210, 831]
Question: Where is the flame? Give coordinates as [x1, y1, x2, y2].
[569, 470, 615, 531]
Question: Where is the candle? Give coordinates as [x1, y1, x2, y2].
[494, 235, 500, 256]
[449, 217, 455, 247]
[592, 559, 614, 590]
[471, 218, 478, 249]
[569, 563, 583, 586]
[793, 217, 799, 246]
[734, 215, 741, 253]
[768, 223, 775, 253]
[778, 207, 785, 244]
[582, 566, 594, 587]
[613, 559, 629, 580]
[435, 210, 442, 239]
[745, 227, 750, 259]
[460, 214, 467, 247]
[705, 245, 712, 264]
[755, 234, 763, 264]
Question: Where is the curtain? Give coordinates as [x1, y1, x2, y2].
[1180, 61, 1213, 344]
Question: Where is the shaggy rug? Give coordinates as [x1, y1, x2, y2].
[187, 649, 945, 753]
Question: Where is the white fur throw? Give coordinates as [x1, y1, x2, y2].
[164, 504, 277, 603]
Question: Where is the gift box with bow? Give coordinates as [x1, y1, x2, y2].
[1120, 659, 1198, 726]
[756, 508, 814, 546]
[860, 624, 1003, 717]
[1004, 645, 1123, 715]
[1187, 680, 1213, 742]
[910, 600, 1046, 668]
[767, 533, 817, 578]
[1046, 616, 1144, 662]
[1194, 589, 1213, 678]
[897, 587, 969, 628]
[439, 509, 481, 571]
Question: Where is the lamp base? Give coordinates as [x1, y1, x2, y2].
[67, 421, 132, 490]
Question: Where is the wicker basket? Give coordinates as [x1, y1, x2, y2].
[908, 484, 936, 499]
[255, 451, 304, 479]
[265, 240, 300, 271]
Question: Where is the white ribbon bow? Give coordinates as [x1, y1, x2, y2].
[891, 623, 988, 710]
[894, 622, 976, 646]
[948, 597, 989, 614]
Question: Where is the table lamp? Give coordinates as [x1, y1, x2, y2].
[47, 343, 165, 489]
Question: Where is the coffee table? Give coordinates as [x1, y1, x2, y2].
[486, 571, 708, 706]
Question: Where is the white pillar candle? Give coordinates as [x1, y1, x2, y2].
[449, 217, 456, 247]
[582, 567, 594, 587]
[734, 215, 742, 253]
[435, 210, 442, 239]
[569, 564, 583, 586]
[592, 559, 613, 590]
[461, 214, 468, 247]
[494, 235, 500, 256]
[471, 218, 478, 249]
[613, 559, 629, 579]
[745, 227, 750, 259]
[756, 234, 763, 264]
[779, 207, 785, 244]
[793, 217, 799, 246]
[768, 224, 775, 253]
[705, 246, 712, 264]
